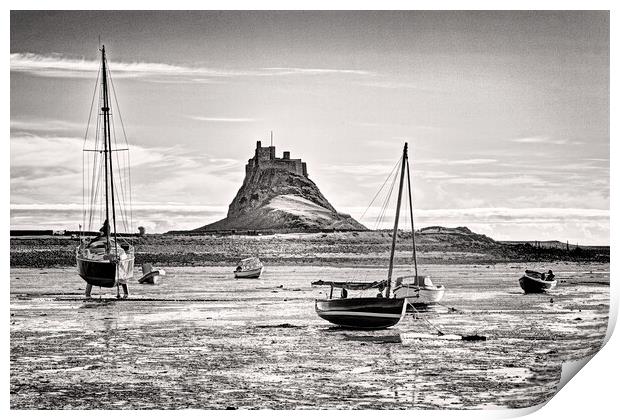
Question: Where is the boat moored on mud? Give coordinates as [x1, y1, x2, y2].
[234, 257, 263, 278]
[393, 275, 445, 305]
[76, 45, 135, 298]
[519, 270, 557, 293]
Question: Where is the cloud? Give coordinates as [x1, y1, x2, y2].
[417, 158, 498, 165]
[11, 203, 227, 213]
[262, 67, 371, 76]
[344, 206, 609, 244]
[188, 116, 259, 123]
[10, 118, 85, 134]
[509, 136, 584, 146]
[10, 53, 372, 82]
[10, 204, 228, 233]
[10, 132, 242, 211]
[443, 175, 545, 186]
[320, 162, 400, 177]
[354, 80, 437, 92]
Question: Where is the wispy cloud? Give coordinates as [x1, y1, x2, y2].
[11, 118, 85, 133]
[263, 67, 371, 76]
[10, 53, 372, 82]
[345, 206, 609, 244]
[443, 175, 544, 186]
[417, 158, 498, 165]
[10, 204, 229, 233]
[188, 116, 259, 123]
[509, 136, 584, 146]
[10, 132, 242, 209]
[355, 80, 436, 92]
[10, 203, 228, 213]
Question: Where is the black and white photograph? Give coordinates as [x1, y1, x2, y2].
[7, 6, 613, 413]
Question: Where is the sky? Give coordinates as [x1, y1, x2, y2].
[10, 10, 610, 244]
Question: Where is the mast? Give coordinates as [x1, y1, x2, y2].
[386, 142, 408, 297]
[100, 45, 118, 254]
[406, 157, 419, 281]
[100, 46, 111, 250]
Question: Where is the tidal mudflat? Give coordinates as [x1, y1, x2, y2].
[10, 263, 609, 409]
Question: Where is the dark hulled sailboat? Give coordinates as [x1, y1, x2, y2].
[312, 143, 414, 329]
[76, 45, 134, 296]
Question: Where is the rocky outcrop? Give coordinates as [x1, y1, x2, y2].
[195, 142, 366, 232]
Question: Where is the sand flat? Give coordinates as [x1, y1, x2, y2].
[10, 262, 609, 409]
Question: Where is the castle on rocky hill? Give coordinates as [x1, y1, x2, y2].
[246, 141, 308, 178]
[194, 139, 366, 232]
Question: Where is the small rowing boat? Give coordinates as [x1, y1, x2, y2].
[137, 263, 165, 284]
[393, 275, 445, 305]
[519, 270, 557, 293]
[234, 257, 263, 278]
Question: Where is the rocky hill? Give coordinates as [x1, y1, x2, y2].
[195, 142, 366, 232]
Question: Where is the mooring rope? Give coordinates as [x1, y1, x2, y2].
[407, 301, 445, 335]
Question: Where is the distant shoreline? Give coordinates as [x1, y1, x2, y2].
[10, 231, 609, 269]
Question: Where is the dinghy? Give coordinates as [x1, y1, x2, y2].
[393, 275, 445, 305]
[519, 270, 557, 293]
[138, 263, 166, 284]
[234, 257, 263, 278]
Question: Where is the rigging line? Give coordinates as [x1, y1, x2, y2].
[90, 156, 103, 231]
[375, 164, 399, 230]
[109, 70, 132, 237]
[360, 158, 400, 221]
[91, 77, 106, 232]
[109, 69, 134, 240]
[113, 156, 129, 235]
[108, 69, 130, 148]
[406, 158, 419, 278]
[110, 113, 127, 231]
[127, 150, 134, 244]
[374, 172, 392, 229]
[88, 94, 103, 230]
[82, 66, 101, 235]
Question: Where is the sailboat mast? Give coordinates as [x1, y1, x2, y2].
[386, 142, 408, 297]
[406, 158, 419, 280]
[100, 45, 118, 252]
[100, 46, 111, 249]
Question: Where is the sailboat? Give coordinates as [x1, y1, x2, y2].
[312, 143, 414, 329]
[392, 146, 445, 305]
[76, 45, 135, 298]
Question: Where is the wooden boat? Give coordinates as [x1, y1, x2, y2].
[138, 263, 165, 284]
[519, 270, 557, 293]
[76, 45, 135, 296]
[393, 275, 445, 305]
[313, 143, 416, 329]
[234, 257, 263, 278]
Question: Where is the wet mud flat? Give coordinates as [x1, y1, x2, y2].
[10, 262, 609, 409]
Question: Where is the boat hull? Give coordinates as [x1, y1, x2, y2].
[315, 297, 407, 329]
[519, 275, 557, 293]
[234, 267, 263, 278]
[138, 271, 160, 284]
[393, 285, 445, 305]
[77, 256, 134, 288]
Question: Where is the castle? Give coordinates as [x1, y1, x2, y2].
[246, 141, 308, 177]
